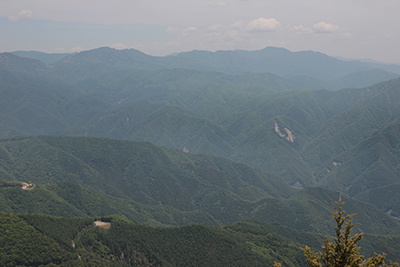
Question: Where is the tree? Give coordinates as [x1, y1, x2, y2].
[275, 198, 399, 267]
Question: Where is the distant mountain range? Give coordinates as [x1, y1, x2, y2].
[11, 50, 77, 65]
[2, 46, 400, 265]
[9, 46, 400, 87]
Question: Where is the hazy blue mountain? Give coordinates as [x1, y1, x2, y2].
[356, 183, 400, 218]
[332, 68, 400, 89]
[303, 77, 400, 172]
[317, 120, 400, 197]
[10, 46, 400, 86]
[11, 50, 74, 65]
[0, 52, 52, 78]
[51, 47, 400, 81]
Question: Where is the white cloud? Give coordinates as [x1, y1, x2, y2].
[247, 18, 281, 32]
[8, 10, 33, 22]
[232, 21, 243, 28]
[223, 30, 240, 40]
[71, 47, 85, 52]
[110, 43, 128, 50]
[166, 26, 199, 37]
[292, 22, 343, 35]
[166, 26, 179, 33]
[208, 24, 224, 31]
[165, 26, 198, 36]
[292, 25, 312, 34]
[312, 22, 341, 34]
[54, 47, 66, 53]
[185, 26, 198, 32]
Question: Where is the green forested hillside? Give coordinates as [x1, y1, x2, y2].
[0, 180, 219, 227]
[316, 120, 400, 217]
[0, 135, 292, 200]
[356, 183, 400, 218]
[0, 212, 77, 267]
[0, 212, 308, 267]
[0, 135, 398, 235]
[0, 135, 291, 226]
[1, 211, 399, 267]
[303, 78, 400, 171]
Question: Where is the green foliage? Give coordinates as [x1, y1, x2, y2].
[302, 200, 399, 267]
[19, 213, 94, 248]
[77, 216, 306, 266]
[0, 179, 221, 227]
[1, 210, 400, 266]
[0, 212, 74, 266]
[318, 120, 400, 198]
[0, 211, 309, 266]
[356, 183, 400, 218]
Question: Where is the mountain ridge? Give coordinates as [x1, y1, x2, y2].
[9, 46, 400, 85]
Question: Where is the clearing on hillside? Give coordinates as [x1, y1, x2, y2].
[94, 221, 111, 229]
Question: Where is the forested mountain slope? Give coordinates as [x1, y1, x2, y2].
[0, 180, 219, 227]
[1, 211, 400, 267]
[318, 120, 400, 203]
[0, 135, 398, 235]
[0, 212, 311, 266]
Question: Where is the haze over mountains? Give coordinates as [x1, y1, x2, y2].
[1, 46, 400, 265]
[8, 47, 400, 87]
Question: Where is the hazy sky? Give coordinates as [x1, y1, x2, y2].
[1, 0, 399, 63]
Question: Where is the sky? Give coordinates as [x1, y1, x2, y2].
[1, 0, 399, 63]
